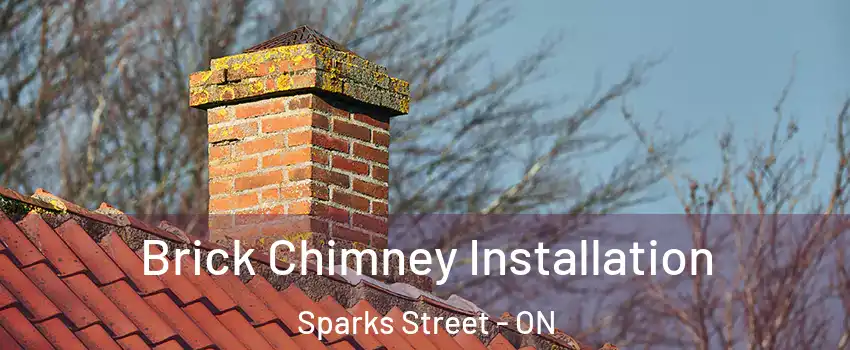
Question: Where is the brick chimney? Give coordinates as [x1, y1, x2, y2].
[188, 26, 408, 252]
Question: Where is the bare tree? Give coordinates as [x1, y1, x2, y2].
[590, 74, 850, 348]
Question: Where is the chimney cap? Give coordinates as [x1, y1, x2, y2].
[244, 25, 352, 54]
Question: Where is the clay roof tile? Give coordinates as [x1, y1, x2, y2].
[0, 185, 612, 350]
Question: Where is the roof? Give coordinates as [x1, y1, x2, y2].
[244, 25, 352, 54]
[0, 186, 616, 350]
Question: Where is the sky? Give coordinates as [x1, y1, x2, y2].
[484, 0, 850, 212]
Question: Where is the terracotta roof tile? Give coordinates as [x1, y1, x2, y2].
[0, 325, 22, 349]
[423, 324, 465, 350]
[0, 283, 17, 309]
[217, 309, 276, 350]
[245, 276, 304, 332]
[62, 274, 138, 338]
[21, 263, 98, 329]
[0, 255, 61, 321]
[101, 280, 177, 343]
[100, 232, 166, 295]
[292, 332, 330, 349]
[54, 221, 124, 285]
[182, 302, 244, 349]
[386, 307, 440, 350]
[0, 186, 609, 350]
[34, 317, 88, 350]
[16, 212, 86, 276]
[254, 322, 301, 349]
[281, 284, 346, 343]
[142, 293, 212, 349]
[139, 247, 204, 305]
[454, 332, 491, 350]
[349, 300, 414, 350]
[74, 325, 122, 350]
[212, 273, 277, 324]
[487, 334, 518, 350]
[176, 255, 238, 312]
[153, 339, 186, 350]
[115, 334, 149, 350]
[318, 296, 384, 349]
[0, 212, 47, 267]
[329, 340, 359, 350]
[0, 307, 53, 349]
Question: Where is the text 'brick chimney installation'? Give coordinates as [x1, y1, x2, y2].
[189, 26, 409, 254]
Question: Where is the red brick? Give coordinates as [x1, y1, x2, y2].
[326, 206, 350, 224]
[209, 144, 232, 162]
[352, 213, 387, 234]
[332, 189, 370, 212]
[209, 122, 258, 143]
[263, 216, 328, 235]
[286, 200, 318, 216]
[291, 56, 319, 71]
[262, 147, 310, 168]
[371, 201, 388, 215]
[313, 132, 350, 152]
[210, 192, 259, 211]
[353, 113, 389, 130]
[372, 166, 389, 182]
[260, 188, 279, 203]
[207, 108, 231, 124]
[290, 95, 344, 119]
[291, 73, 318, 89]
[261, 113, 328, 132]
[234, 98, 287, 119]
[332, 224, 370, 244]
[353, 179, 388, 199]
[354, 143, 388, 164]
[372, 235, 388, 249]
[287, 130, 311, 146]
[286, 95, 312, 111]
[289, 130, 349, 152]
[209, 158, 258, 178]
[285, 202, 337, 224]
[334, 120, 371, 142]
[280, 182, 329, 201]
[189, 70, 226, 87]
[210, 180, 232, 195]
[372, 130, 390, 147]
[332, 155, 369, 175]
[288, 166, 350, 188]
[235, 171, 283, 191]
[227, 60, 294, 81]
[236, 135, 286, 155]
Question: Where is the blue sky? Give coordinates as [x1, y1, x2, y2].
[485, 0, 850, 212]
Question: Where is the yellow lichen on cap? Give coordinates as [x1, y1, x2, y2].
[190, 43, 409, 115]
